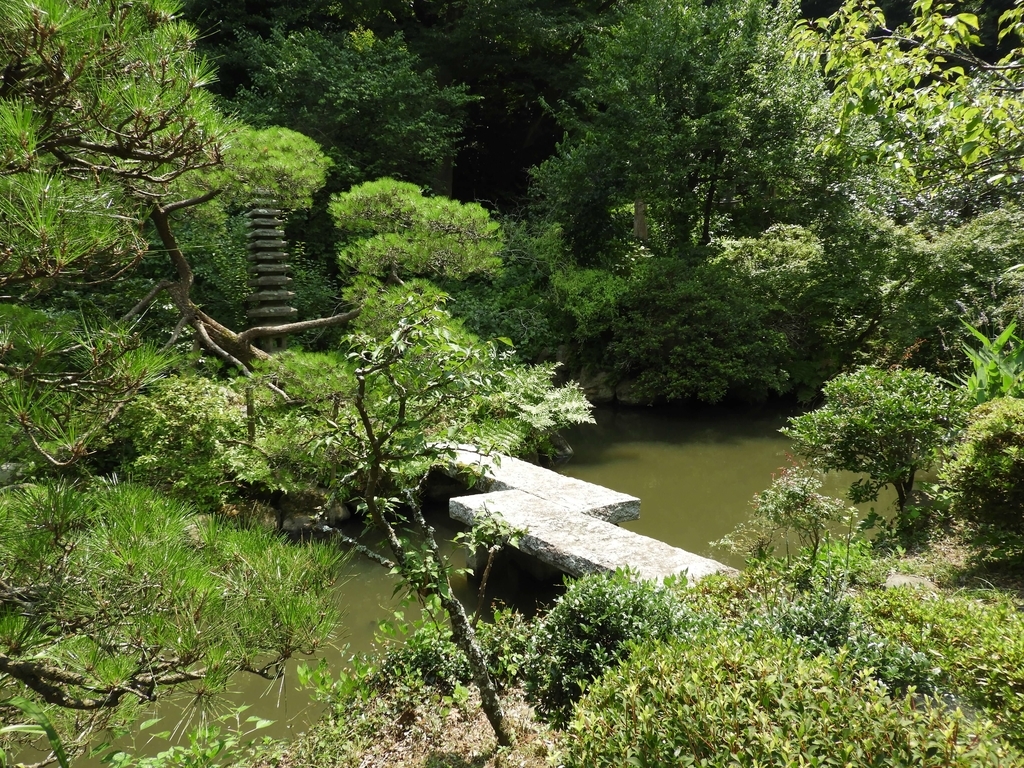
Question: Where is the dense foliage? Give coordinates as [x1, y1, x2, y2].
[7, 0, 1024, 761]
[943, 397, 1024, 529]
[784, 367, 969, 511]
[565, 631, 1018, 768]
[0, 482, 340, 754]
[857, 587, 1024, 744]
[523, 571, 702, 726]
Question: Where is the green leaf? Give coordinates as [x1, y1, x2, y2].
[4, 697, 70, 768]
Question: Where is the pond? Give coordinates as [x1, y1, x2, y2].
[560, 403, 797, 570]
[51, 402, 893, 761]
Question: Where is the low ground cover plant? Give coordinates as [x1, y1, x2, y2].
[856, 587, 1024, 745]
[563, 631, 1020, 768]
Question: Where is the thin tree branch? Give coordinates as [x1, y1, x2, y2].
[236, 309, 362, 345]
[163, 189, 221, 214]
[121, 280, 173, 323]
[160, 315, 190, 351]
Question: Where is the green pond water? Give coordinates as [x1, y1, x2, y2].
[31, 403, 896, 760]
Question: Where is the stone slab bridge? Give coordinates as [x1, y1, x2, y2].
[447, 448, 735, 583]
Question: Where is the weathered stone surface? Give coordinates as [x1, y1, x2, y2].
[0, 463, 22, 485]
[577, 368, 615, 404]
[614, 378, 647, 406]
[451, 490, 734, 583]
[883, 573, 937, 591]
[452, 448, 639, 523]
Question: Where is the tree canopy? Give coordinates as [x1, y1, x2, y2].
[796, 0, 1024, 201]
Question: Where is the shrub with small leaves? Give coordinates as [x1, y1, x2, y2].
[475, 606, 532, 690]
[369, 608, 470, 696]
[523, 570, 702, 726]
[716, 464, 855, 561]
[856, 587, 1024, 746]
[943, 398, 1024, 531]
[115, 375, 272, 512]
[769, 584, 937, 694]
[564, 631, 1019, 768]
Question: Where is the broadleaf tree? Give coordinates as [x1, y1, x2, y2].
[794, 0, 1024, 197]
[534, 0, 840, 261]
[783, 366, 969, 513]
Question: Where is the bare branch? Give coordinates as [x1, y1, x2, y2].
[121, 280, 173, 323]
[236, 309, 362, 345]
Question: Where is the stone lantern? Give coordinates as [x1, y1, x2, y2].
[245, 200, 297, 353]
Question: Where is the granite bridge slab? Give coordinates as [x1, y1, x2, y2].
[448, 448, 734, 583]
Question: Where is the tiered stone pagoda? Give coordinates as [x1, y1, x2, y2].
[245, 201, 296, 353]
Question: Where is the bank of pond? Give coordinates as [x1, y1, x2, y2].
[54, 401, 1023, 768]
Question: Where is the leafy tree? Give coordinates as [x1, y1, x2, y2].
[534, 0, 839, 260]
[231, 29, 471, 192]
[716, 464, 856, 561]
[0, 0, 345, 376]
[795, 0, 1024, 199]
[394, 0, 625, 204]
[252, 295, 592, 747]
[331, 179, 502, 286]
[783, 366, 969, 512]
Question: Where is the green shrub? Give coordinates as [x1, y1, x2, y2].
[770, 580, 854, 652]
[716, 464, 855, 562]
[369, 603, 534, 696]
[608, 257, 790, 403]
[369, 609, 470, 696]
[446, 221, 563, 361]
[523, 570, 701, 726]
[475, 606, 532, 690]
[739, 579, 937, 694]
[563, 632, 1020, 767]
[943, 398, 1024, 531]
[855, 587, 1024, 745]
[783, 366, 968, 514]
[115, 375, 272, 512]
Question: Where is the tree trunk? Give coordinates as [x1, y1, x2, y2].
[408, 502, 514, 747]
[633, 199, 648, 242]
[441, 585, 514, 746]
[895, 468, 917, 514]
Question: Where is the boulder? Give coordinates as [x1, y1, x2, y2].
[277, 487, 352, 528]
[578, 368, 615, 404]
[883, 573, 937, 591]
[614, 378, 647, 406]
[0, 463, 23, 486]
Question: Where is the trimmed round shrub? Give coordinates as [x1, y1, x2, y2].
[369, 618, 470, 695]
[523, 570, 701, 726]
[943, 398, 1024, 530]
[563, 632, 1021, 768]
